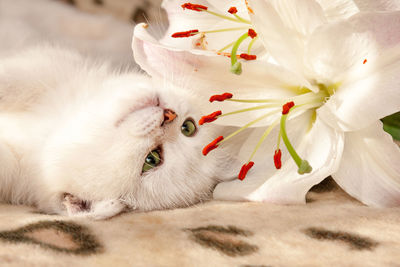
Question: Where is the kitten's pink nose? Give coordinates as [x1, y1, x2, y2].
[163, 109, 177, 124]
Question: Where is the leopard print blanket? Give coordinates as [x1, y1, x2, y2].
[1, 179, 400, 266]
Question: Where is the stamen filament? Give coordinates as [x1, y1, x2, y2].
[276, 130, 282, 150]
[233, 14, 252, 24]
[218, 41, 236, 53]
[204, 10, 251, 24]
[201, 27, 249, 34]
[247, 118, 280, 162]
[220, 110, 279, 144]
[225, 91, 327, 105]
[219, 104, 279, 117]
[247, 36, 258, 54]
[226, 98, 283, 103]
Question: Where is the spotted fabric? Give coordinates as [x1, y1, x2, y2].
[1, 178, 400, 266]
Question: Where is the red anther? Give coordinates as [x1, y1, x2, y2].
[228, 7, 238, 14]
[181, 3, 208, 11]
[363, 59, 367, 64]
[240, 53, 257, 60]
[202, 136, 224, 156]
[209, 93, 233, 102]
[171, 29, 199, 38]
[282, 101, 295, 115]
[274, 149, 282, 169]
[238, 161, 254, 180]
[248, 29, 257, 39]
[199, 110, 222, 125]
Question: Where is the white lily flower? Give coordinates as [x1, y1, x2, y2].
[132, 1, 400, 207]
[158, 0, 268, 63]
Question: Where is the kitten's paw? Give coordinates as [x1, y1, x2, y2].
[62, 193, 126, 220]
[62, 193, 91, 215]
[88, 199, 126, 220]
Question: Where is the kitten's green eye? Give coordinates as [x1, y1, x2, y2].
[142, 150, 161, 173]
[181, 119, 197, 137]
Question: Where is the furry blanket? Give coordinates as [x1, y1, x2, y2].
[1, 180, 400, 266]
[1, 1, 400, 266]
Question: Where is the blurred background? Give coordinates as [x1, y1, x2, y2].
[0, 0, 168, 67]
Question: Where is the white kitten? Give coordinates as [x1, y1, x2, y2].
[0, 45, 239, 219]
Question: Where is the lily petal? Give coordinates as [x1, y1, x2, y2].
[332, 121, 400, 207]
[354, 0, 400, 11]
[309, 12, 400, 131]
[133, 23, 313, 126]
[248, 0, 326, 75]
[213, 116, 344, 204]
[315, 0, 400, 22]
[315, 0, 359, 21]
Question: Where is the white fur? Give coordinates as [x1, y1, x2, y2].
[0, 46, 239, 218]
[0, 0, 240, 219]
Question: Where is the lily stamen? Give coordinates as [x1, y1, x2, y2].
[230, 32, 249, 74]
[274, 149, 282, 169]
[240, 53, 257, 60]
[220, 104, 280, 117]
[238, 161, 254, 180]
[201, 27, 250, 34]
[202, 136, 224, 156]
[171, 29, 199, 38]
[246, 118, 280, 162]
[220, 110, 280, 144]
[201, 92, 326, 177]
[248, 29, 257, 39]
[209, 93, 233, 102]
[199, 110, 222, 125]
[223, 91, 328, 106]
[205, 8, 252, 24]
[181, 3, 208, 11]
[182, 2, 251, 24]
[228, 7, 237, 14]
[172, 28, 247, 38]
[230, 29, 258, 74]
[247, 37, 258, 54]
